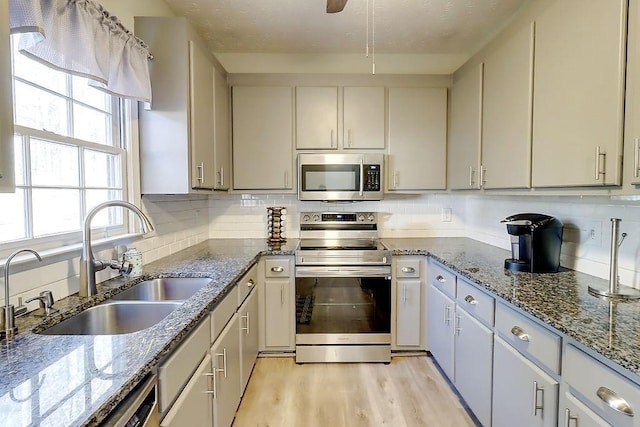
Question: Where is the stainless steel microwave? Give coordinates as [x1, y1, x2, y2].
[298, 153, 384, 201]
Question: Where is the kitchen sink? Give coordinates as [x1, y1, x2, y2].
[38, 301, 181, 335]
[109, 277, 212, 301]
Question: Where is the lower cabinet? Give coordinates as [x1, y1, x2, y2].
[427, 284, 455, 380]
[394, 256, 425, 349]
[160, 354, 213, 426]
[492, 336, 558, 427]
[210, 313, 242, 427]
[453, 307, 493, 427]
[239, 286, 259, 393]
[260, 257, 295, 351]
[560, 391, 609, 427]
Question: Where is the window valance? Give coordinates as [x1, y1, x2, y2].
[9, 0, 152, 102]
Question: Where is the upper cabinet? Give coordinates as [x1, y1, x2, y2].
[387, 87, 447, 191]
[481, 22, 534, 190]
[343, 86, 385, 149]
[624, 0, 640, 187]
[531, 0, 626, 187]
[135, 17, 230, 194]
[447, 64, 483, 190]
[0, 1, 14, 193]
[232, 86, 294, 190]
[295, 86, 338, 150]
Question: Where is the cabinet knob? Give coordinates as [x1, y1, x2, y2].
[435, 275, 446, 283]
[401, 266, 415, 274]
[247, 279, 255, 287]
[510, 325, 530, 342]
[271, 266, 284, 273]
[596, 386, 634, 417]
[464, 294, 478, 305]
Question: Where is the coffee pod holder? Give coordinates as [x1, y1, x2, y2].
[267, 207, 287, 242]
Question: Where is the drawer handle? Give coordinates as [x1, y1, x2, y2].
[271, 266, 284, 273]
[401, 266, 415, 274]
[204, 372, 217, 399]
[464, 295, 478, 305]
[596, 386, 634, 417]
[247, 278, 255, 288]
[564, 408, 578, 427]
[511, 325, 530, 342]
[435, 275, 446, 283]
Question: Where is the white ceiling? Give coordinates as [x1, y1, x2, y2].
[163, 0, 529, 74]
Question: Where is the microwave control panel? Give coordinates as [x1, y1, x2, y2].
[364, 165, 381, 191]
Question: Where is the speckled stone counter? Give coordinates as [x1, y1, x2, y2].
[0, 239, 296, 427]
[383, 237, 640, 380]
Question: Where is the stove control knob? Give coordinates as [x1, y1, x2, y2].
[302, 214, 310, 222]
[358, 214, 365, 222]
[313, 214, 320, 222]
[367, 214, 375, 222]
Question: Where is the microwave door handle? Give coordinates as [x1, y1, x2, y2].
[359, 158, 364, 196]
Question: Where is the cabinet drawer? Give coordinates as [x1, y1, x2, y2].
[428, 260, 456, 298]
[237, 263, 258, 306]
[456, 278, 495, 327]
[565, 344, 639, 426]
[395, 258, 421, 278]
[495, 303, 561, 374]
[265, 258, 291, 278]
[211, 285, 238, 342]
[158, 316, 211, 413]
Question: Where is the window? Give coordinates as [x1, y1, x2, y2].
[0, 36, 130, 247]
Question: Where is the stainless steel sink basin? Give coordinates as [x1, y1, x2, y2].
[109, 277, 211, 301]
[39, 301, 181, 335]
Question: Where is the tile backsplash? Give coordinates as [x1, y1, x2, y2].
[4, 191, 640, 308]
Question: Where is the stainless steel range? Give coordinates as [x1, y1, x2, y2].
[295, 212, 391, 363]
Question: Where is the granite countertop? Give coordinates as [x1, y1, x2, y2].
[1, 237, 638, 426]
[383, 237, 640, 379]
[0, 239, 297, 427]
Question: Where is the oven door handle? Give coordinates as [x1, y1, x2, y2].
[359, 158, 364, 197]
[296, 266, 391, 278]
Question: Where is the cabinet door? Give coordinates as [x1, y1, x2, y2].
[239, 288, 259, 394]
[343, 86, 385, 149]
[160, 354, 213, 427]
[427, 284, 455, 380]
[448, 63, 483, 190]
[264, 279, 293, 349]
[0, 0, 14, 193]
[481, 22, 534, 189]
[560, 392, 610, 427]
[454, 307, 493, 427]
[211, 314, 241, 427]
[232, 86, 293, 190]
[532, 0, 626, 187]
[387, 87, 447, 191]
[493, 336, 558, 427]
[296, 87, 338, 149]
[395, 279, 422, 347]
[213, 67, 230, 190]
[189, 40, 215, 190]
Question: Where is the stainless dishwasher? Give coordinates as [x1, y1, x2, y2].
[103, 375, 159, 427]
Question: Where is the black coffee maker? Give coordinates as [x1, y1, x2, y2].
[501, 213, 563, 273]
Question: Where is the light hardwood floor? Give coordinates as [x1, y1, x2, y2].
[233, 355, 478, 427]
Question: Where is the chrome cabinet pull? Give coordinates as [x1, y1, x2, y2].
[635, 138, 640, 178]
[401, 266, 415, 274]
[443, 304, 451, 325]
[280, 285, 284, 305]
[247, 278, 255, 288]
[402, 285, 407, 304]
[393, 171, 399, 189]
[271, 266, 284, 273]
[241, 312, 250, 334]
[511, 325, 530, 342]
[596, 386, 634, 417]
[480, 165, 486, 187]
[196, 162, 204, 183]
[284, 171, 289, 188]
[564, 408, 578, 427]
[331, 129, 334, 147]
[204, 372, 217, 399]
[220, 167, 224, 187]
[215, 348, 227, 378]
[533, 381, 544, 416]
[435, 275, 446, 283]
[595, 146, 606, 180]
[454, 314, 461, 336]
[469, 166, 475, 187]
[348, 129, 352, 147]
[464, 294, 478, 305]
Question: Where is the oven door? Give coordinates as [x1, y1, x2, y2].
[294, 266, 391, 346]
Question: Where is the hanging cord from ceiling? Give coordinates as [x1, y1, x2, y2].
[365, 0, 376, 74]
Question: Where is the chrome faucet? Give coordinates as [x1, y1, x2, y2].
[79, 201, 154, 297]
[2, 249, 42, 339]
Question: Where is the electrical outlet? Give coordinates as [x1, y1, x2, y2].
[581, 220, 602, 246]
[441, 207, 452, 222]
